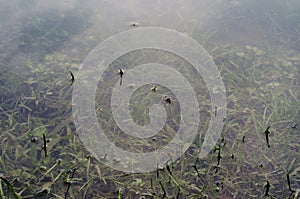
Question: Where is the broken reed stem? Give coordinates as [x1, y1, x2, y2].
[42, 133, 47, 157]
[64, 168, 78, 199]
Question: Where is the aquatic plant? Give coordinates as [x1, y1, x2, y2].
[0, 6, 299, 198]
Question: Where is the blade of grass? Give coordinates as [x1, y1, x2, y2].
[0, 176, 21, 199]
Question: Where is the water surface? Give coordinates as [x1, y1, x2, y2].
[0, 0, 299, 198]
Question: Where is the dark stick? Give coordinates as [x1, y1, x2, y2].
[166, 164, 172, 176]
[265, 180, 270, 196]
[287, 173, 293, 192]
[264, 126, 271, 148]
[214, 106, 217, 117]
[193, 165, 202, 180]
[119, 69, 124, 86]
[159, 181, 167, 198]
[42, 133, 47, 157]
[150, 178, 153, 190]
[217, 146, 221, 166]
[69, 71, 75, 85]
[176, 187, 181, 199]
[64, 168, 78, 199]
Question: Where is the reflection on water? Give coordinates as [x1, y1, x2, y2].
[0, 0, 299, 198]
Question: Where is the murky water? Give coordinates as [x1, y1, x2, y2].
[0, 0, 299, 198]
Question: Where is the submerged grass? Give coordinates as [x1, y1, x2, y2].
[0, 13, 300, 199]
[0, 41, 299, 198]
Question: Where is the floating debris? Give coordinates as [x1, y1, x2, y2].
[151, 85, 158, 92]
[64, 167, 78, 199]
[164, 96, 171, 104]
[31, 136, 38, 143]
[242, 135, 245, 143]
[69, 71, 75, 85]
[130, 22, 139, 27]
[42, 133, 47, 157]
[119, 68, 124, 86]
[264, 180, 270, 196]
[264, 126, 271, 148]
[118, 68, 124, 77]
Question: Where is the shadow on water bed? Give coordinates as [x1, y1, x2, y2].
[18, 10, 88, 57]
[0, 8, 89, 66]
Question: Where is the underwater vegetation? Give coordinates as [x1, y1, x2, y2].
[18, 9, 89, 57]
[0, 1, 300, 198]
[1, 37, 299, 198]
[0, 8, 89, 69]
